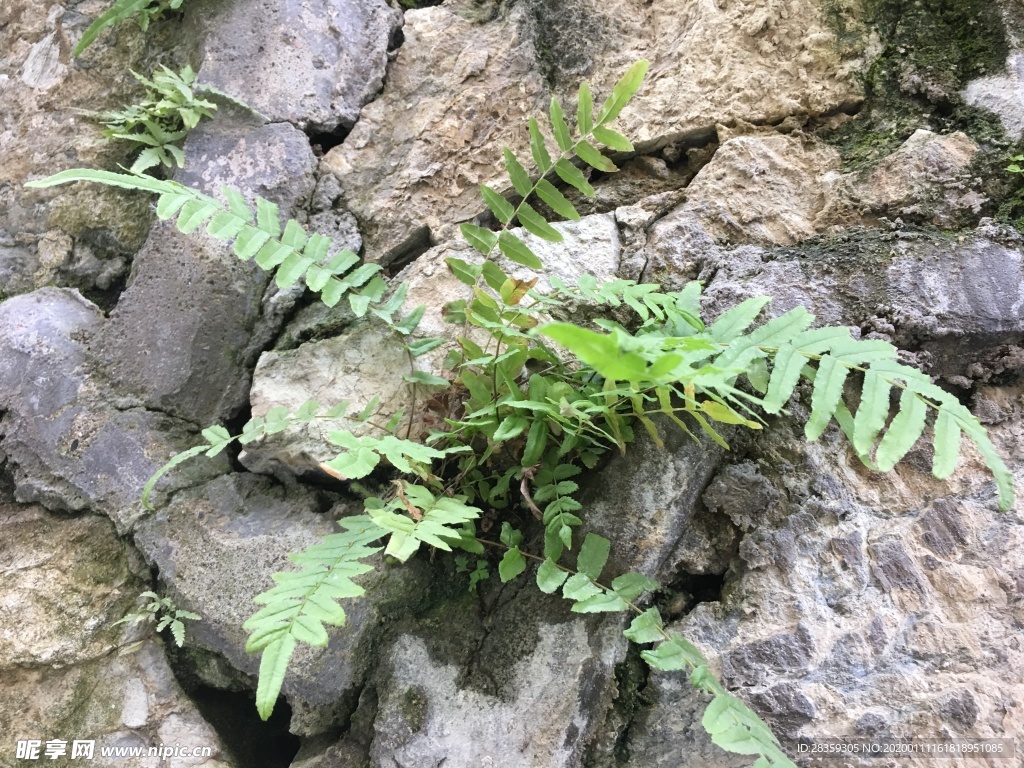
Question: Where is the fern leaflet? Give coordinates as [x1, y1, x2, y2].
[243, 515, 387, 720]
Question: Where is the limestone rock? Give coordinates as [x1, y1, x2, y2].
[0, 502, 235, 768]
[963, 53, 1024, 139]
[0, 504, 142, 668]
[95, 118, 317, 425]
[323, 0, 866, 262]
[189, 0, 400, 132]
[322, 1, 549, 264]
[0, 289, 224, 532]
[133, 473, 436, 737]
[680, 134, 842, 246]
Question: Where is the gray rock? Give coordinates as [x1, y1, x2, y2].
[695, 225, 1024, 381]
[0, 502, 235, 767]
[95, 119, 317, 425]
[0, 289, 224, 531]
[364, 606, 627, 768]
[190, 0, 400, 133]
[134, 473, 436, 737]
[963, 53, 1024, 139]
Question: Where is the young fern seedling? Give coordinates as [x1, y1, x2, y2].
[26, 60, 1015, 768]
[74, 0, 188, 57]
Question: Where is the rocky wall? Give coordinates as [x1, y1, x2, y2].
[2, 0, 1023, 766]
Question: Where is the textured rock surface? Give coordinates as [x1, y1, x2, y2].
[0, 289, 225, 532]
[5, 0, 1024, 764]
[323, 0, 867, 262]
[189, 0, 400, 132]
[0, 503, 234, 768]
[964, 53, 1024, 139]
[0, 0, 189, 299]
[94, 117, 317, 425]
[134, 473, 437, 736]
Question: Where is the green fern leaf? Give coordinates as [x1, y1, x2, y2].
[255, 636, 297, 721]
[852, 369, 891, 455]
[575, 140, 618, 172]
[528, 117, 553, 173]
[461, 223, 499, 255]
[255, 197, 281, 237]
[592, 125, 634, 152]
[234, 226, 271, 260]
[222, 187, 254, 222]
[141, 444, 208, 510]
[931, 410, 961, 479]
[577, 81, 594, 135]
[763, 327, 851, 413]
[503, 148, 532, 198]
[550, 96, 573, 151]
[517, 203, 563, 242]
[875, 388, 928, 471]
[480, 185, 514, 224]
[497, 231, 543, 269]
[709, 297, 771, 342]
[535, 179, 581, 220]
[596, 59, 650, 124]
[554, 159, 595, 198]
[806, 355, 848, 441]
[73, 0, 154, 56]
[176, 199, 218, 233]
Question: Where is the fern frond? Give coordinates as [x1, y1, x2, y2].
[25, 170, 383, 314]
[74, 0, 154, 56]
[367, 487, 482, 562]
[244, 514, 386, 720]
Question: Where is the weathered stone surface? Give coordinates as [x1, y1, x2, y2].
[0, 289, 224, 531]
[680, 133, 842, 246]
[322, 0, 549, 263]
[0, 504, 142, 668]
[963, 53, 1024, 139]
[242, 214, 624, 477]
[95, 118, 317, 425]
[189, 0, 400, 132]
[851, 130, 982, 226]
[696, 223, 1024, 381]
[134, 473, 436, 736]
[1, 0, 187, 298]
[0, 502, 235, 768]
[324, 0, 866, 263]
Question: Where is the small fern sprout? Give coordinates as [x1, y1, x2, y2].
[114, 590, 201, 648]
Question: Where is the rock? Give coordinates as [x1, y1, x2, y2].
[133, 473, 436, 737]
[0, 504, 143, 668]
[323, 0, 866, 262]
[95, 118, 318, 425]
[0, 502, 235, 767]
[821, 129, 984, 229]
[322, 0, 549, 264]
[606, 674, 750, 768]
[695, 224, 1024, 380]
[189, 0, 400, 132]
[679, 134, 842, 246]
[0, 289, 224, 532]
[1, 0, 188, 298]
[242, 213, 623, 478]
[366, 624, 622, 768]
[963, 53, 1024, 139]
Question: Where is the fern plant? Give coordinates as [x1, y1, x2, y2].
[73, 0, 187, 56]
[85, 65, 216, 173]
[113, 590, 200, 647]
[26, 60, 1015, 768]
